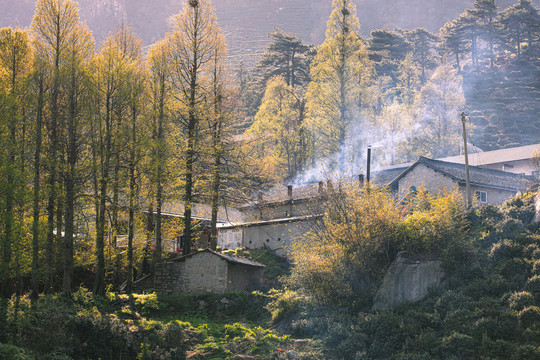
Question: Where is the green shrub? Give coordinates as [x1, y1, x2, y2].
[434, 291, 472, 318]
[441, 332, 477, 358]
[518, 306, 540, 329]
[525, 275, 540, 302]
[533, 260, 540, 276]
[509, 291, 535, 311]
[0, 343, 34, 360]
[132, 293, 159, 315]
[265, 289, 307, 324]
[68, 312, 135, 360]
[490, 239, 523, 262]
[16, 295, 76, 356]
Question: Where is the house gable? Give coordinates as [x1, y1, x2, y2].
[397, 162, 457, 199]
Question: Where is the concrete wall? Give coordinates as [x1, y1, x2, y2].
[480, 160, 534, 176]
[242, 218, 316, 256]
[398, 163, 457, 199]
[218, 228, 243, 250]
[226, 264, 263, 291]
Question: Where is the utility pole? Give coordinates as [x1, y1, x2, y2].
[461, 112, 472, 208]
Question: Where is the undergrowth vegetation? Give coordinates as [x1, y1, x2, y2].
[0, 190, 538, 359]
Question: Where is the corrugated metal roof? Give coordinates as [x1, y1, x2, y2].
[438, 144, 540, 167]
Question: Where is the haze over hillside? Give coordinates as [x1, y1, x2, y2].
[2, 0, 538, 66]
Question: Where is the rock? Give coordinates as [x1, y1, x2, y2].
[287, 350, 300, 359]
[372, 252, 445, 311]
[233, 355, 261, 360]
[220, 297, 230, 305]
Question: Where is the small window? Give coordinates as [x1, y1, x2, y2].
[475, 191, 488, 203]
[266, 239, 270, 243]
[278, 238, 281, 242]
[249, 240, 252, 244]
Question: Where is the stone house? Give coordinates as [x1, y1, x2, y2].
[217, 167, 407, 254]
[388, 157, 534, 205]
[153, 249, 264, 295]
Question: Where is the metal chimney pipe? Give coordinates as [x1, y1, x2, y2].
[318, 180, 324, 194]
[287, 185, 293, 199]
[367, 146, 372, 183]
[359, 173, 364, 188]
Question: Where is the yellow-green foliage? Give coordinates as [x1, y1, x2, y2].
[265, 289, 307, 324]
[400, 188, 467, 252]
[289, 186, 404, 304]
[289, 186, 468, 304]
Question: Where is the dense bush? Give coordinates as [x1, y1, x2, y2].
[0, 343, 34, 360]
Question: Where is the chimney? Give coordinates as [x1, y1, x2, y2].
[327, 180, 333, 192]
[318, 180, 324, 194]
[359, 173, 365, 188]
[257, 190, 263, 203]
[367, 146, 372, 183]
[287, 185, 293, 199]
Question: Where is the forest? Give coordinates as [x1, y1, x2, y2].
[0, 0, 539, 358]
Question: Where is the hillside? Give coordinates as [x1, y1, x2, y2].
[2, 0, 537, 67]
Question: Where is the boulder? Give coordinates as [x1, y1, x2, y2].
[372, 252, 445, 311]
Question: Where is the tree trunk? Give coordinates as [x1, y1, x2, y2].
[31, 74, 44, 299]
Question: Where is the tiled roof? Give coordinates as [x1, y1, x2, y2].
[389, 157, 534, 191]
[172, 249, 265, 268]
[158, 201, 245, 223]
[438, 144, 540, 167]
[257, 167, 409, 205]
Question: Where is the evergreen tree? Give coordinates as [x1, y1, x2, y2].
[440, 19, 469, 71]
[368, 29, 411, 83]
[243, 29, 313, 118]
[497, 0, 540, 58]
[406, 28, 438, 81]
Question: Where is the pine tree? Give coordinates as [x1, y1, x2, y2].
[440, 19, 468, 71]
[368, 29, 411, 83]
[497, 0, 540, 58]
[406, 28, 438, 82]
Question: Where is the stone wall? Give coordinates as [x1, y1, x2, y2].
[154, 262, 185, 296]
[183, 252, 229, 294]
[398, 163, 457, 199]
[154, 252, 229, 295]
